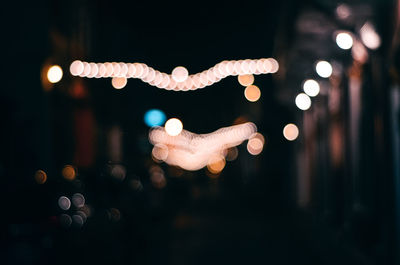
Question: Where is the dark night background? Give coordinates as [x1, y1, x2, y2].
[1, 0, 400, 264]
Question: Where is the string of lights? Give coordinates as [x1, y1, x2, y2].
[69, 58, 279, 91]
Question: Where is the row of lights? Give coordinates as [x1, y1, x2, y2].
[295, 21, 381, 112]
[69, 58, 278, 91]
[290, 17, 381, 141]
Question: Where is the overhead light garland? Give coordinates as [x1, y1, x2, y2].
[69, 58, 278, 91]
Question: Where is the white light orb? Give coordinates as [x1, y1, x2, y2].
[315, 61, 332, 78]
[295, 93, 312, 110]
[164, 118, 183, 136]
[47, 65, 63, 83]
[336, 32, 353, 50]
[303, 79, 320, 97]
[171, 66, 189, 83]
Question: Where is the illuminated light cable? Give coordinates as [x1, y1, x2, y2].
[70, 58, 279, 91]
[148, 122, 257, 171]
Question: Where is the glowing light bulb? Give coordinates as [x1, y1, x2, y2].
[295, 93, 312, 110]
[238, 74, 254, 87]
[47, 65, 63, 83]
[112, 77, 127, 89]
[336, 32, 353, 50]
[171, 66, 189, 83]
[165, 118, 183, 136]
[283, 123, 299, 141]
[315, 61, 332, 78]
[303, 79, 320, 97]
[244, 85, 261, 102]
[70, 60, 84, 76]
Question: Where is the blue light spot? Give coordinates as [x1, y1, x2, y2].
[144, 109, 166, 127]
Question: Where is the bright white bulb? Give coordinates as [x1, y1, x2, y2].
[165, 118, 183, 136]
[295, 93, 312, 110]
[336, 32, 353, 50]
[315, 61, 332, 78]
[171, 66, 189, 83]
[47, 65, 63, 83]
[303, 79, 320, 97]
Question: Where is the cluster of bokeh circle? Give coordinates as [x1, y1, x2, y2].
[69, 58, 279, 91]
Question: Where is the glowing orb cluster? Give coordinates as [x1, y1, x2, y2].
[149, 122, 257, 171]
[70, 58, 278, 91]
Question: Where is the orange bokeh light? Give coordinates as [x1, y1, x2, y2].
[238, 74, 255, 87]
[244, 85, 261, 102]
[62, 165, 76, 181]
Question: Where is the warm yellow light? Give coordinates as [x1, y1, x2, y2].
[247, 138, 263, 155]
[238, 74, 254, 87]
[295, 93, 312, 110]
[165, 118, 183, 136]
[62, 165, 76, 181]
[112, 77, 127, 89]
[47, 65, 63, 83]
[303, 79, 320, 97]
[283, 123, 299, 141]
[207, 155, 226, 174]
[171, 66, 189, 83]
[244, 85, 261, 102]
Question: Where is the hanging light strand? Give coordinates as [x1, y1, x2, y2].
[70, 58, 278, 91]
